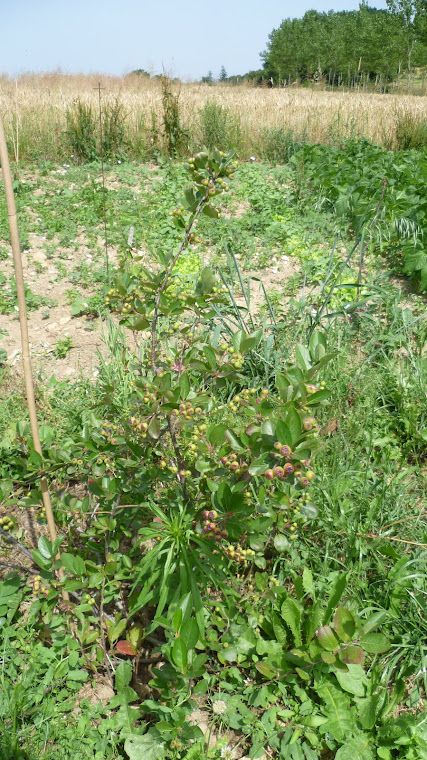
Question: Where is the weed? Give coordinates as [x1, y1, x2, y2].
[53, 337, 73, 359]
[64, 99, 98, 163]
[160, 76, 189, 157]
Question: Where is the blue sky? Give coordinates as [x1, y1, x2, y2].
[1, 0, 388, 80]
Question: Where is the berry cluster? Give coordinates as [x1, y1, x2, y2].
[129, 416, 149, 438]
[220, 452, 248, 477]
[302, 415, 319, 432]
[171, 401, 202, 421]
[218, 342, 244, 371]
[265, 439, 316, 488]
[32, 575, 49, 596]
[201, 510, 227, 542]
[224, 544, 255, 563]
[0, 507, 13, 532]
[100, 422, 120, 445]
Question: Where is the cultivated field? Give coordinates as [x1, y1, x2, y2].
[1, 73, 427, 161]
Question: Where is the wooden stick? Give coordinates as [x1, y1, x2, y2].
[0, 113, 68, 599]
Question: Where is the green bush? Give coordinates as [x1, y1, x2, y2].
[198, 100, 241, 151]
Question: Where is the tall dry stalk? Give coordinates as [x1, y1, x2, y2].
[0, 112, 68, 598]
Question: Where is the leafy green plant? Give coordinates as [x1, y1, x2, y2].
[53, 337, 73, 359]
[198, 100, 241, 152]
[65, 99, 98, 163]
[161, 77, 189, 157]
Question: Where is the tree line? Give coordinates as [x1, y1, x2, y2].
[257, 1, 427, 87]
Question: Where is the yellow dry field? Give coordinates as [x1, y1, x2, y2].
[0, 72, 426, 158]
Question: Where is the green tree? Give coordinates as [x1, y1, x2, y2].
[219, 66, 228, 81]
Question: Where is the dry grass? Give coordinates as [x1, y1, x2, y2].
[1, 72, 427, 161]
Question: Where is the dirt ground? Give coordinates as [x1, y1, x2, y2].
[1, 235, 298, 383]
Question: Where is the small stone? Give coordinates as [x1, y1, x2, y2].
[46, 322, 58, 332]
[62, 367, 76, 377]
[59, 316, 71, 326]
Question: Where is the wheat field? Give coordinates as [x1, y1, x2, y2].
[0, 72, 426, 161]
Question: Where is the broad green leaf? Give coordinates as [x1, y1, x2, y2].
[306, 389, 332, 405]
[317, 681, 354, 741]
[334, 607, 356, 642]
[124, 734, 167, 760]
[208, 423, 227, 445]
[180, 618, 199, 651]
[248, 455, 270, 476]
[61, 552, 86, 578]
[286, 407, 301, 443]
[302, 567, 314, 597]
[321, 651, 337, 664]
[317, 625, 339, 652]
[115, 660, 132, 691]
[359, 633, 391, 654]
[276, 420, 293, 447]
[202, 204, 219, 218]
[274, 534, 289, 552]
[340, 645, 365, 665]
[335, 664, 367, 697]
[255, 661, 277, 678]
[334, 731, 374, 760]
[38, 535, 53, 559]
[295, 343, 311, 371]
[172, 637, 188, 671]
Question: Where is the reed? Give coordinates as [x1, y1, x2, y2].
[0, 72, 426, 162]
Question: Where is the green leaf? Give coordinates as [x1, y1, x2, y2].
[335, 664, 367, 697]
[248, 455, 269, 476]
[179, 373, 190, 399]
[172, 637, 188, 671]
[61, 552, 86, 578]
[202, 204, 219, 218]
[295, 344, 311, 371]
[302, 567, 314, 597]
[224, 429, 245, 451]
[208, 423, 227, 445]
[115, 660, 132, 691]
[180, 618, 199, 651]
[317, 681, 354, 742]
[321, 651, 337, 664]
[276, 420, 293, 447]
[334, 731, 374, 760]
[306, 389, 331, 405]
[286, 408, 301, 443]
[281, 597, 302, 647]
[255, 661, 277, 678]
[147, 417, 161, 439]
[340, 645, 365, 665]
[38, 535, 53, 559]
[124, 734, 167, 760]
[67, 669, 89, 682]
[274, 534, 290, 552]
[317, 625, 339, 652]
[323, 573, 347, 624]
[359, 633, 391, 654]
[334, 607, 356, 642]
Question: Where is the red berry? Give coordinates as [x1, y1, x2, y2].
[265, 469, 274, 480]
[280, 445, 291, 457]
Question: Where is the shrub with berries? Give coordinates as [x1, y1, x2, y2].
[10, 149, 333, 674]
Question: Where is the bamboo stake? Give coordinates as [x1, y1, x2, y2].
[0, 112, 68, 599]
